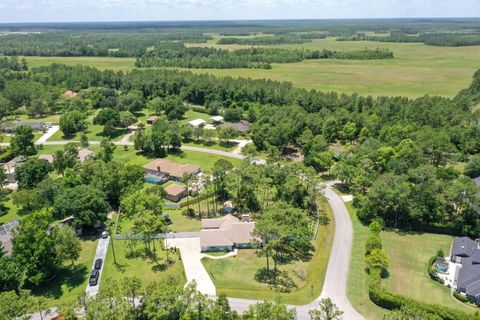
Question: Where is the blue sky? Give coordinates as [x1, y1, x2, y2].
[0, 0, 478, 23]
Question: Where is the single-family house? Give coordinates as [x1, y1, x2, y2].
[219, 120, 250, 134]
[164, 184, 187, 203]
[2, 156, 25, 183]
[1, 121, 45, 133]
[211, 116, 224, 124]
[78, 149, 95, 163]
[146, 116, 159, 125]
[200, 214, 259, 252]
[63, 90, 78, 99]
[0, 219, 19, 256]
[186, 118, 206, 128]
[450, 237, 480, 304]
[143, 159, 201, 183]
[39, 154, 54, 164]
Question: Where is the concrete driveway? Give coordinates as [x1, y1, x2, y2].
[85, 235, 110, 297]
[165, 236, 216, 296]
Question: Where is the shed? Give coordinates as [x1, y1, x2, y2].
[164, 184, 187, 203]
[211, 116, 224, 124]
[186, 118, 206, 128]
[146, 116, 159, 125]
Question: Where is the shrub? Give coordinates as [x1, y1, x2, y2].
[453, 291, 469, 303]
[365, 234, 382, 255]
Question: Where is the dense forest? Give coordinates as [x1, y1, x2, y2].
[338, 32, 480, 47]
[135, 45, 393, 69]
[216, 32, 326, 45]
[0, 32, 211, 57]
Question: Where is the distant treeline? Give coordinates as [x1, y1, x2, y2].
[0, 32, 212, 57]
[216, 33, 326, 45]
[337, 32, 480, 47]
[135, 45, 393, 69]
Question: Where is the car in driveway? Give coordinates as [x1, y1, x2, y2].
[94, 258, 103, 270]
[89, 269, 99, 286]
[101, 231, 108, 239]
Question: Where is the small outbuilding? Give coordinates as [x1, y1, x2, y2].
[78, 149, 95, 163]
[39, 154, 54, 164]
[146, 116, 160, 125]
[211, 116, 224, 124]
[223, 201, 235, 213]
[164, 184, 187, 203]
[186, 118, 206, 128]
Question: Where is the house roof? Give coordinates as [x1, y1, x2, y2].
[452, 236, 480, 296]
[63, 90, 78, 98]
[39, 154, 54, 163]
[474, 177, 480, 187]
[200, 229, 233, 247]
[200, 214, 258, 247]
[219, 121, 250, 133]
[143, 159, 200, 179]
[0, 219, 19, 256]
[187, 119, 206, 127]
[78, 149, 95, 162]
[1, 121, 44, 131]
[211, 116, 224, 122]
[146, 115, 159, 122]
[164, 184, 186, 197]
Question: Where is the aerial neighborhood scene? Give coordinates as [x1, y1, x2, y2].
[1, 1, 480, 319]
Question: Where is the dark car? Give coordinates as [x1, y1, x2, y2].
[94, 258, 103, 270]
[89, 269, 99, 286]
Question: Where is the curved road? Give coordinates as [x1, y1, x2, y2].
[221, 184, 364, 320]
[21, 138, 362, 319]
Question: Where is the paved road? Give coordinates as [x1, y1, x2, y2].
[85, 235, 110, 297]
[219, 184, 364, 320]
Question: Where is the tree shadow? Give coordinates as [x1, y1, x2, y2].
[254, 267, 297, 293]
[31, 264, 88, 300]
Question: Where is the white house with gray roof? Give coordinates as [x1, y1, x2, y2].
[450, 236, 480, 304]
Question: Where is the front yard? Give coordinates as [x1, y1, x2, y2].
[201, 200, 334, 305]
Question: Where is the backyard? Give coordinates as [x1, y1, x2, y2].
[346, 202, 473, 320]
[202, 200, 334, 305]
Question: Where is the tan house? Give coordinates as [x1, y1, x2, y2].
[78, 149, 95, 162]
[146, 116, 159, 125]
[200, 214, 259, 252]
[164, 183, 187, 203]
[143, 159, 201, 182]
[39, 154, 54, 163]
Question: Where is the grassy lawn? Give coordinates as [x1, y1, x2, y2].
[100, 237, 185, 288]
[0, 194, 20, 224]
[383, 231, 473, 312]
[183, 139, 238, 152]
[31, 238, 98, 308]
[181, 110, 211, 124]
[202, 200, 334, 305]
[48, 119, 127, 142]
[346, 202, 473, 319]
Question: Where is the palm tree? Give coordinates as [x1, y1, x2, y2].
[182, 172, 193, 211]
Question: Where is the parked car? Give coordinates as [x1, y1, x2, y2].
[89, 269, 99, 286]
[101, 231, 108, 239]
[94, 258, 103, 270]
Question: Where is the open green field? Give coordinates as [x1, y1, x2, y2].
[100, 237, 185, 288]
[24, 38, 480, 98]
[24, 56, 136, 71]
[202, 200, 334, 305]
[346, 202, 472, 320]
[32, 238, 98, 308]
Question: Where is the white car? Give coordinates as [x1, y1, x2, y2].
[101, 231, 108, 239]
